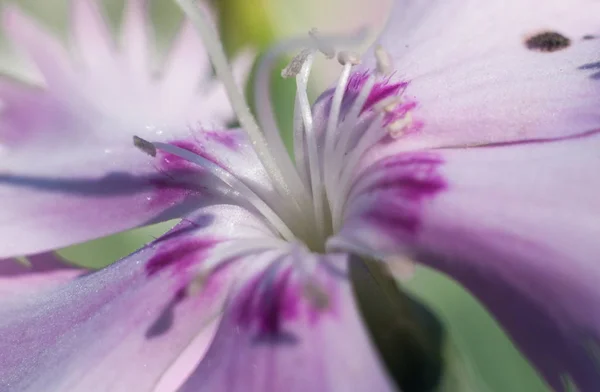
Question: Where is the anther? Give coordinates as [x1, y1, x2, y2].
[373, 96, 403, 113]
[337, 50, 361, 66]
[309, 28, 336, 59]
[303, 280, 330, 310]
[133, 135, 157, 157]
[375, 44, 393, 75]
[282, 49, 313, 78]
[388, 112, 413, 139]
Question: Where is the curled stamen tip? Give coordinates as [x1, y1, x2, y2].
[375, 44, 393, 75]
[281, 49, 312, 78]
[309, 28, 336, 59]
[388, 113, 413, 139]
[303, 280, 330, 310]
[337, 50, 361, 66]
[133, 135, 157, 157]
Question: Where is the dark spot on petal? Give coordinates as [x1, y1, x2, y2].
[578, 62, 600, 80]
[145, 289, 187, 339]
[525, 31, 570, 52]
[578, 61, 600, 70]
[583, 35, 597, 40]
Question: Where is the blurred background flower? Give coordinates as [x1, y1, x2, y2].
[0, 1, 550, 391]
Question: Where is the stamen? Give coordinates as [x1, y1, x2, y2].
[375, 45, 393, 75]
[309, 28, 336, 59]
[281, 49, 313, 78]
[254, 30, 367, 213]
[323, 52, 357, 208]
[133, 135, 157, 157]
[331, 114, 385, 230]
[174, 0, 291, 202]
[333, 73, 376, 163]
[140, 138, 296, 241]
[337, 50, 361, 66]
[293, 96, 310, 189]
[373, 96, 403, 112]
[388, 112, 413, 138]
[295, 53, 326, 239]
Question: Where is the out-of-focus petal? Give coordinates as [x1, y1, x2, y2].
[364, 0, 600, 152]
[0, 2, 248, 145]
[330, 131, 600, 391]
[179, 252, 396, 392]
[0, 202, 275, 392]
[0, 2, 254, 257]
[0, 253, 83, 296]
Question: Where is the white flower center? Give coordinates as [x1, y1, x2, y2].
[137, 0, 416, 253]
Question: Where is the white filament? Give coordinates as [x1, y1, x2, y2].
[174, 0, 290, 199]
[331, 114, 385, 231]
[153, 142, 296, 241]
[334, 74, 375, 158]
[295, 53, 326, 240]
[323, 61, 353, 208]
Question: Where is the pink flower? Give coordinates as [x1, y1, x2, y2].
[1, 0, 599, 391]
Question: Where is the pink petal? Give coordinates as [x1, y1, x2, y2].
[331, 131, 600, 391]
[0, 202, 269, 392]
[0, 253, 83, 297]
[366, 0, 600, 151]
[179, 253, 396, 392]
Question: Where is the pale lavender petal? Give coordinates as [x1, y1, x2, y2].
[0, 203, 272, 392]
[0, 123, 274, 258]
[363, 0, 600, 152]
[179, 253, 396, 392]
[331, 131, 600, 391]
[0, 3, 256, 257]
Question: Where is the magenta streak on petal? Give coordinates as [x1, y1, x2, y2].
[205, 130, 239, 150]
[343, 70, 408, 113]
[363, 153, 446, 235]
[145, 237, 218, 277]
[147, 138, 222, 209]
[234, 266, 336, 340]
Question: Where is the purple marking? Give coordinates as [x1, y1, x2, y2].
[363, 153, 446, 235]
[205, 130, 239, 150]
[234, 265, 334, 340]
[146, 237, 218, 276]
[344, 70, 408, 114]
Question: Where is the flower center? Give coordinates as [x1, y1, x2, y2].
[137, 1, 418, 253]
